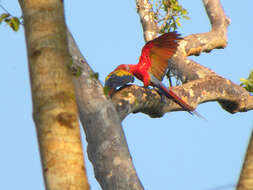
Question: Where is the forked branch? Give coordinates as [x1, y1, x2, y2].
[112, 0, 253, 120]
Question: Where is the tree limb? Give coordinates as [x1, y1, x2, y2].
[110, 0, 253, 120]
[168, 0, 230, 81]
[112, 76, 253, 120]
[136, 0, 158, 42]
[184, 0, 230, 56]
[67, 30, 144, 190]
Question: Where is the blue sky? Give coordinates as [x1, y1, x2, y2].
[1, 1, 253, 190]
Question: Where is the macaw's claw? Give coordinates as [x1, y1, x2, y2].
[153, 87, 167, 103]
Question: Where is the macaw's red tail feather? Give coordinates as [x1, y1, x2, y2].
[159, 85, 194, 111]
[159, 84, 207, 120]
[150, 73, 206, 120]
[191, 110, 207, 121]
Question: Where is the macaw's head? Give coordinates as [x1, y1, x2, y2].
[104, 68, 134, 96]
[105, 69, 134, 89]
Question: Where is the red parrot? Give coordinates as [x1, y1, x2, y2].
[109, 32, 204, 118]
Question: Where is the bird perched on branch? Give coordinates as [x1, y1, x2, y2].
[105, 32, 204, 119]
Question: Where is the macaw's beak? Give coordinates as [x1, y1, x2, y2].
[104, 69, 135, 96]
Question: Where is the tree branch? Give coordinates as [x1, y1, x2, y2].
[112, 76, 253, 120]
[67, 30, 144, 190]
[182, 0, 230, 56]
[168, 0, 230, 81]
[136, 0, 158, 42]
[111, 0, 252, 120]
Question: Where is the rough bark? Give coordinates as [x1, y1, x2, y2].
[112, 77, 253, 120]
[18, 0, 253, 189]
[67, 30, 144, 190]
[18, 1, 89, 190]
[120, 0, 253, 189]
[136, 0, 158, 42]
[111, 0, 253, 120]
[184, 0, 230, 56]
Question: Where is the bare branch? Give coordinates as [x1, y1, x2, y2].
[168, 0, 231, 82]
[67, 30, 144, 190]
[123, 0, 252, 120]
[112, 76, 253, 120]
[136, 0, 158, 42]
[136, 0, 230, 81]
[183, 0, 230, 56]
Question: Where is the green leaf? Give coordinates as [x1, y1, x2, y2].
[240, 78, 248, 84]
[240, 70, 253, 92]
[172, 6, 179, 12]
[182, 15, 190, 20]
[0, 13, 10, 23]
[162, 0, 169, 6]
[10, 17, 20, 31]
[153, 0, 190, 33]
[5, 17, 20, 31]
[175, 17, 181, 27]
[181, 9, 188, 15]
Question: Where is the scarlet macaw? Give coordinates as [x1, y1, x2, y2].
[105, 32, 204, 118]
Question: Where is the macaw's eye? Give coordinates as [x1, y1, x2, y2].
[105, 70, 135, 89]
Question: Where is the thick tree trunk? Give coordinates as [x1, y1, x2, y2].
[237, 131, 253, 190]
[18, 1, 89, 189]
[67, 30, 144, 190]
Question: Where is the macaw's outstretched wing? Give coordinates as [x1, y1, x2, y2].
[147, 32, 181, 81]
